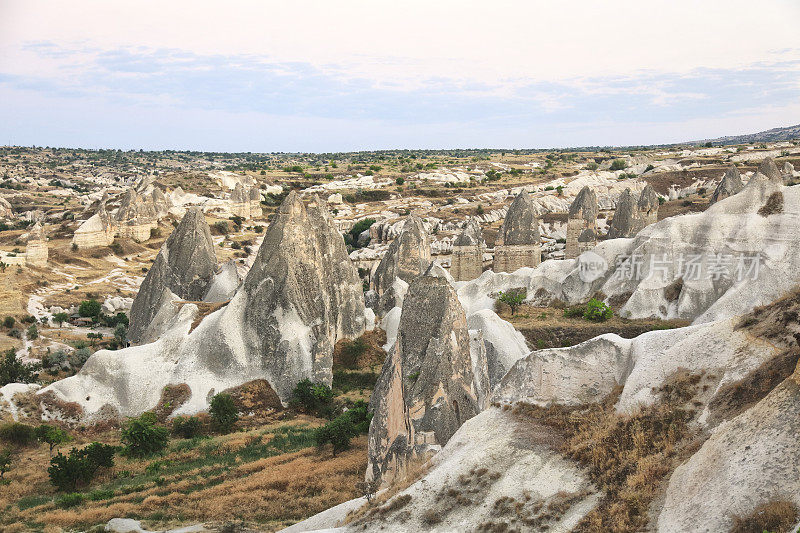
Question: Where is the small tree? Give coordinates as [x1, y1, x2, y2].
[497, 288, 526, 316]
[291, 379, 335, 418]
[36, 424, 71, 457]
[209, 393, 239, 433]
[121, 412, 169, 458]
[2, 317, 15, 329]
[48, 443, 116, 491]
[610, 159, 628, 171]
[314, 415, 357, 456]
[53, 312, 69, 328]
[113, 323, 127, 343]
[26, 324, 38, 340]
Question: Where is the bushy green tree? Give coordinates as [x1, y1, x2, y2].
[209, 393, 239, 433]
[53, 312, 69, 327]
[121, 412, 169, 458]
[78, 299, 101, 318]
[314, 401, 372, 456]
[0, 349, 40, 386]
[291, 379, 335, 418]
[497, 288, 526, 316]
[584, 298, 613, 321]
[2, 317, 15, 329]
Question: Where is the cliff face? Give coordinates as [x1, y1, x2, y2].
[128, 208, 218, 345]
[367, 275, 483, 485]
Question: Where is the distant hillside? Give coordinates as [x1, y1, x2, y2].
[694, 124, 800, 146]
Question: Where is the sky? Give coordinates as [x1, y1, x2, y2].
[1, 0, 799, 152]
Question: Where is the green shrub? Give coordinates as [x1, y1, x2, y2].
[0, 448, 11, 479]
[121, 412, 169, 458]
[56, 492, 86, 508]
[584, 298, 613, 321]
[315, 400, 371, 455]
[0, 422, 37, 446]
[209, 393, 239, 434]
[172, 416, 202, 439]
[0, 349, 40, 386]
[48, 443, 116, 492]
[26, 324, 38, 340]
[2, 316, 15, 329]
[291, 379, 335, 418]
[497, 288, 526, 316]
[88, 488, 115, 501]
[339, 338, 367, 368]
[563, 306, 584, 319]
[610, 159, 628, 171]
[78, 299, 101, 318]
[395, 176, 405, 185]
[68, 348, 92, 369]
[585, 162, 599, 170]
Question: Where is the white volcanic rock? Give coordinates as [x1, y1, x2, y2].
[38, 192, 366, 420]
[657, 368, 800, 532]
[458, 180, 800, 324]
[128, 208, 218, 345]
[291, 408, 598, 532]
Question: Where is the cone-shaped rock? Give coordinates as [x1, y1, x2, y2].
[494, 191, 541, 272]
[607, 188, 637, 239]
[758, 157, 782, 183]
[711, 166, 745, 204]
[371, 214, 431, 313]
[367, 275, 482, 484]
[566, 186, 598, 259]
[128, 208, 217, 344]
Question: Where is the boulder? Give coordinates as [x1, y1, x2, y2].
[367, 275, 483, 484]
[128, 208, 218, 344]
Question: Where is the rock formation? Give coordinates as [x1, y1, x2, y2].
[24, 222, 48, 267]
[450, 218, 484, 281]
[711, 166, 744, 203]
[72, 199, 116, 248]
[0, 197, 12, 219]
[757, 157, 783, 183]
[370, 214, 431, 314]
[493, 191, 541, 272]
[632, 183, 659, 233]
[230, 182, 263, 219]
[41, 192, 366, 419]
[128, 208, 218, 345]
[565, 186, 598, 259]
[606, 188, 637, 239]
[116, 189, 158, 241]
[784, 162, 795, 181]
[367, 275, 483, 484]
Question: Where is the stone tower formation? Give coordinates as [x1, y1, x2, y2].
[565, 186, 598, 259]
[608, 185, 660, 239]
[493, 190, 541, 272]
[450, 218, 485, 281]
[230, 182, 263, 219]
[25, 221, 48, 267]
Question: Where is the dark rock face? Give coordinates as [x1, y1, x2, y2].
[758, 157, 783, 183]
[230, 192, 366, 392]
[711, 166, 745, 204]
[497, 191, 540, 246]
[371, 214, 431, 314]
[637, 184, 659, 214]
[128, 208, 218, 344]
[607, 188, 637, 239]
[451, 218, 484, 281]
[367, 276, 482, 484]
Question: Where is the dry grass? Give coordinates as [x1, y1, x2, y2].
[1, 419, 367, 532]
[731, 500, 799, 533]
[511, 380, 701, 532]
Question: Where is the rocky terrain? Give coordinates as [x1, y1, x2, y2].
[1, 138, 800, 532]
